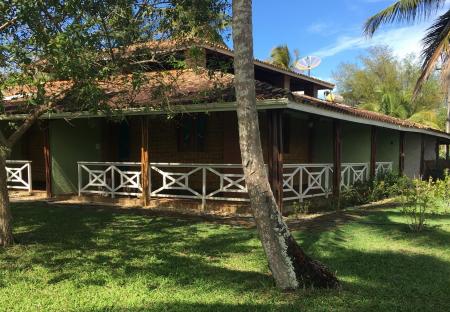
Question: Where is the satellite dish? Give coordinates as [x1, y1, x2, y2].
[294, 55, 321, 76]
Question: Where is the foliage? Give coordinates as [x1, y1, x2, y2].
[338, 168, 450, 232]
[291, 200, 311, 215]
[400, 178, 438, 232]
[0, 0, 231, 114]
[333, 46, 446, 129]
[434, 169, 450, 213]
[158, 0, 231, 43]
[339, 171, 411, 208]
[364, 0, 449, 98]
[1, 202, 449, 311]
[268, 44, 299, 70]
[0, 0, 231, 246]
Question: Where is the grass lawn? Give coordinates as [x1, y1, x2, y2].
[0, 202, 449, 312]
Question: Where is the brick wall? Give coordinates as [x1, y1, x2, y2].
[118, 111, 310, 165]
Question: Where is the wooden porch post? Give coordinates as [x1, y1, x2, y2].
[43, 121, 52, 198]
[370, 126, 377, 179]
[333, 120, 341, 201]
[307, 116, 317, 163]
[420, 134, 425, 177]
[267, 109, 284, 212]
[446, 143, 449, 161]
[399, 132, 405, 176]
[141, 116, 150, 206]
[435, 140, 440, 161]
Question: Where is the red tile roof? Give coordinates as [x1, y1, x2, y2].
[2, 68, 448, 138]
[118, 38, 335, 89]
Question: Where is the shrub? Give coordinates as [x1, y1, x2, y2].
[400, 178, 438, 232]
[434, 169, 450, 214]
[339, 172, 412, 208]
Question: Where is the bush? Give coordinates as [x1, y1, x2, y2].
[400, 178, 438, 232]
[339, 172, 411, 208]
[434, 169, 450, 214]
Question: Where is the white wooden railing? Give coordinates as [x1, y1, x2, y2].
[150, 163, 248, 206]
[376, 162, 393, 175]
[77, 162, 142, 197]
[77, 161, 393, 205]
[340, 163, 369, 191]
[283, 164, 333, 201]
[6, 160, 32, 193]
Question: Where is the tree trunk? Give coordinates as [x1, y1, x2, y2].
[232, 0, 339, 290]
[0, 106, 50, 247]
[0, 154, 13, 247]
[446, 85, 450, 134]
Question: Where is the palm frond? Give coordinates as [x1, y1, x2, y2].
[408, 110, 441, 129]
[413, 9, 450, 99]
[364, 0, 445, 36]
[269, 45, 292, 69]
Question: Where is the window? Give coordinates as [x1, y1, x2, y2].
[177, 114, 207, 152]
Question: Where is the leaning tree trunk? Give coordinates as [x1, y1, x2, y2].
[232, 0, 339, 290]
[446, 85, 450, 134]
[0, 153, 13, 247]
[0, 105, 50, 247]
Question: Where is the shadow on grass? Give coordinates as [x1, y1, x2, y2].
[6, 202, 272, 293]
[2, 201, 450, 311]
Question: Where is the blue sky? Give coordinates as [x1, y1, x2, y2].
[225, 0, 449, 84]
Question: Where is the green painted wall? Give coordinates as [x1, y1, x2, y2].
[341, 122, 371, 163]
[376, 128, 400, 172]
[312, 118, 333, 163]
[50, 118, 102, 195]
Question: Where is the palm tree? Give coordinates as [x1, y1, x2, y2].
[269, 45, 299, 69]
[364, 0, 450, 132]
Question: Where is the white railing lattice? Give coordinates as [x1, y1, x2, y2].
[78, 162, 142, 198]
[78, 161, 393, 205]
[6, 160, 32, 193]
[376, 162, 393, 176]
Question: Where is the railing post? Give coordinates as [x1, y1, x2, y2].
[111, 166, 115, 199]
[27, 162, 32, 194]
[299, 166, 303, 202]
[202, 167, 206, 210]
[325, 165, 330, 198]
[77, 163, 82, 197]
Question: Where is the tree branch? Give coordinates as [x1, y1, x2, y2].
[0, 17, 17, 32]
[6, 104, 52, 147]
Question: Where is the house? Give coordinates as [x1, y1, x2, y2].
[2, 39, 450, 211]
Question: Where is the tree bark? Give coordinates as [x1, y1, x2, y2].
[446, 85, 450, 134]
[0, 153, 13, 247]
[232, 0, 339, 290]
[0, 105, 53, 246]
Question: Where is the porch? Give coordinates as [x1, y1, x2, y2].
[5, 159, 392, 209]
[4, 107, 442, 210]
[76, 161, 393, 208]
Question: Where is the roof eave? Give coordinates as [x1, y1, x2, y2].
[198, 44, 335, 90]
[286, 100, 450, 141]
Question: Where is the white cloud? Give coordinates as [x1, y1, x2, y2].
[307, 22, 328, 34]
[312, 23, 428, 59]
